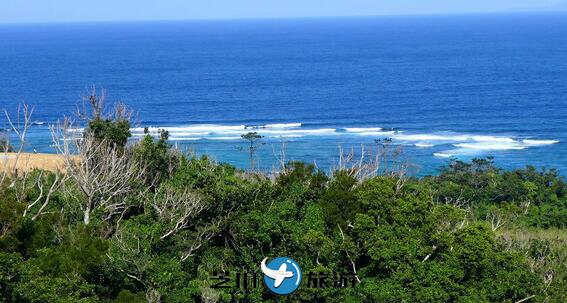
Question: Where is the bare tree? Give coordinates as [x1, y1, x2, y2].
[439, 188, 470, 209]
[337, 224, 361, 283]
[333, 140, 412, 183]
[150, 185, 206, 240]
[52, 120, 144, 224]
[179, 217, 224, 261]
[76, 85, 133, 125]
[107, 228, 163, 303]
[107, 226, 155, 291]
[1, 103, 34, 184]
[487, 210, 506, 232]
[272, 141, 288, 171]
[22, 170, 69, 220]
[76, 86, 106, 121]
[0, 103, 69, 222]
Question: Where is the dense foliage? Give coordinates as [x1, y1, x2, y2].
[1, 111, 565, 302]
[86, 117, 131, 149]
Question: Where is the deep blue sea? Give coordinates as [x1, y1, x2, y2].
[1, 13, 566, 175]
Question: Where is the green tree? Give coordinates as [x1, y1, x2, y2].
[133, 129, 174, 187]
[78, 87, 132, 150]
[86, 117, 131, 149]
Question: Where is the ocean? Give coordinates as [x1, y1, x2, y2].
[1, 13, 566, 175]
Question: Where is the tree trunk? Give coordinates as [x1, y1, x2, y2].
[84, 205, 91, 225]
[249, 142, 254, 171]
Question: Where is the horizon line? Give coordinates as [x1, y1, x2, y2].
[0, 10, 566, 26]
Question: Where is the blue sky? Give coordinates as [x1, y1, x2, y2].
[0, 0, 565, 23]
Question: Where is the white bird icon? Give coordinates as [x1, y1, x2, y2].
[260, 258, 294, 288]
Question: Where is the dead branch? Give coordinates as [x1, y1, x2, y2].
[22, 171, 69, 220]
[51, 120, 144, 224]
[1, 103, 34, 184]
[75, 86, 133, 125]
[76, 86, 106, 121]
[271, 141, 288, 176]
[332, 141, 411, 183]
[107, 227, 153, 287]
[443, 189, 470, 209]
[150, 185, 206, 240]
[1, 103, 59, 221]
[337, 224, 361, 283]
[487, 211, 506, 232]
[180, 216, 225, 261]
[515, 295, 535, 303]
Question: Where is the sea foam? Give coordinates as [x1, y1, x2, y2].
[126, 123, 559, 158]
[453, 142, 527, 150]
[522, 139, 559, 146]
[344, 127, 383, 132]
[264, 123, 302, 129]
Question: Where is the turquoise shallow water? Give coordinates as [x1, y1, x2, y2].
[1, 13, 566, 175]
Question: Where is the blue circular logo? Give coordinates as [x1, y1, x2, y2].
[260, 257, 302, 295]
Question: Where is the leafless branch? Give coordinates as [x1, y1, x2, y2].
[487, 211, 506, 232]
[1, 103, 34, 184]
[51, 120, 144, 224]
[271, 141, 288, 174]
[179, 217, 224, 261]
[337, 224, 361, 283]
[332, 141, 412, 183]
[150, 185, 206, 240]
[75, 86, 133, 124]
[21, 171, 69, 220]
[515, 295, 535, 303]
[107, 227, 153, 286]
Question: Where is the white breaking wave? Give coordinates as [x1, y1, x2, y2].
[132, 125, 246, 133]
[264, 123, 302, 129]
[415, 143, 434, 148]
[342, 127, 394, 137]
[87, 122, 560, 158]
[433, 152, 454, 158]
[351, 131, 396, 136]
[272, 134, 304, 138]
[393, 134, 470, 142]
[395, 134, 517, 144]
[344, 127, 383, 132]
[67, 128, 85, 133]
[522, 139, 560, 146]
[470, 136, 515, 143]
[129, 123, 338, 140]
[453, 142, 527, 150]
[258, 128, 337, 135]
[397, 134, 537, 153]
[133, 131, 211, 137]
[168, 137, 203, 141]
[208, 136, 242, 140]
[433, 137, 559, 158]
